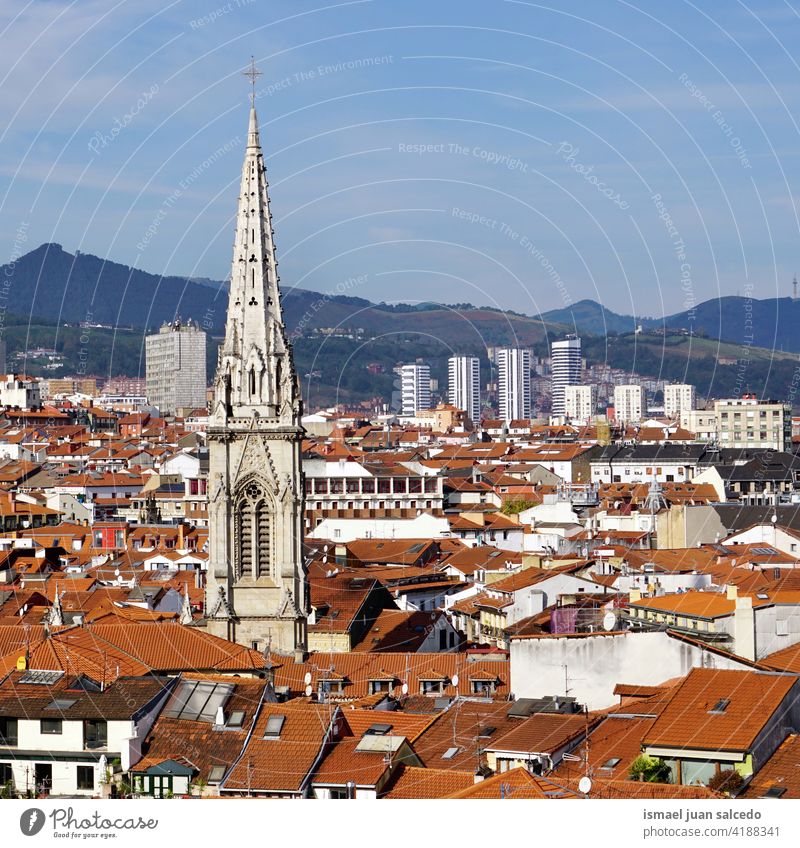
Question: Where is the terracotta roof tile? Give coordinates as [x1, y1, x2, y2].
[643, 668, 798, 752]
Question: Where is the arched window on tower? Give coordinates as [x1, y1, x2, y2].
[235, 481, 271, 580]
[249, 368, 256, 400]
[274, 359, 282, 410]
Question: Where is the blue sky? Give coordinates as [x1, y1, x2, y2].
[3, 0, 800, 317]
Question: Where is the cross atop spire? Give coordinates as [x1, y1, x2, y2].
[242, 56, 262, 105]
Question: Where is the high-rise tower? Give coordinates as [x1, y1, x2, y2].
[205, 68, 307, 656]
[550, 336, 581, 416]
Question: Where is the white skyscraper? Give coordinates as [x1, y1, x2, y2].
[496, 348, 531, 421]
[448, 355, 481, 423]
[401, 362, 431, 415]
[145, 319, 207, 415]
[551, 336, 582, 415]
[564, 384, 597, 421]
[664, 383, 696, 419]
[614, 384, 647, 423]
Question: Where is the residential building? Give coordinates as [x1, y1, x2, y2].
[145, 320, 206, 415]
[680, 408, 718, 441]
[641, 667, 800, 785]
[614, 384, 647, 423]
[550, 337, 581, 416]
[400, 362, 431, 415]
[497, 348, 531, 421]
[0, 670, 176, 797]
[590, 444, 708, 485]
[0, 375, 41, 410]
[448, 355, 481, 423]
[714, 396, 792, 451]
[564, 384, 596, 421]
[664, 383, 696, 419]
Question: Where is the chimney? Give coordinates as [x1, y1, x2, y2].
[214, 705, 225, 727]
[734, 596, 756, 661]
[177, 522, 185, 550]
[726, 584, 738, 601]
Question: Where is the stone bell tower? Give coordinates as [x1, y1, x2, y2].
[205, 61, 307, 655]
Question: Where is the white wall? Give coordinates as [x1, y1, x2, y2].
[510, 631, 753, 709]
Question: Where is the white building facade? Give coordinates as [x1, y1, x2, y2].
[400, 363, 431, 416]
[564, 384, 596, 421]
[145, 320, 207, 415]
[448, 355, 480, 423]
[614, 384, 647, 423]
[550, 337, 581, 416]
[664, 384, 696, 419]
[497, 348, 531, 422]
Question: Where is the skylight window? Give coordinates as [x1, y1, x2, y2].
[208, 765, 226, 783]
[365, 723, 392, 736]
[264, 714, 286, 738]
[600, 758, 621, 770]
[477, 726, 496, 738]
[45, 698, 76, 711]
[763, 786, 786, 798]
[442, 747, 460, 760]
[226, 711, 245, 728]
[708, 698, 731, 714]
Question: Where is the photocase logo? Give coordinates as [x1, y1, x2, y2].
[20, 808, 45, 836]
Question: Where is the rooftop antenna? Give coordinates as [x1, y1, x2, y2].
[242, 56, 262, 106]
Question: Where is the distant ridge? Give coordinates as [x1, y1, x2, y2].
[4, 244, 800, 354]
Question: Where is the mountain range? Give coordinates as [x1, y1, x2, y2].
[2, 244, 798, 406]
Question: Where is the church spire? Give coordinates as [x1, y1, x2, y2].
[205, 67, 308, 657]
[212, 67, 301, 426]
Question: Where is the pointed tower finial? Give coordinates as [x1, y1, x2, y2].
[242, 56, 262, 106]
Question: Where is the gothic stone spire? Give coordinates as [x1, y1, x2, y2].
[206, 88, 308, 657]
[212, 102, 301, 426]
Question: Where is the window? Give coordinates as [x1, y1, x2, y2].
[420, 679, 445, 694]
[361, 479, 375, 494]
[227, 711, 245, 728]
[471, 679, 496, 695]
[708, 699, 730, 714]
[600, 758, 621, 770]
[84, 719, 107, 749]
[208, 765, 226, 783]
[0, 718, 17, 746]
[442, 747, 460, 760]
[264, 715, 286, 738]
[41, 719, 62, 735]
[369, 680, 392, 694]
[318, 679, 344, 695]
[77, 766, 94, 790]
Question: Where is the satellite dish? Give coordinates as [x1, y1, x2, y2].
[323, 545, 329, 553]
[304, 672, 312, 685]
[304, 685, 313, 697]
[578, 776, 592, 794]
[452, 674, 459, 687]
[771, 514, 778, 524]
[602, 612, 617, 631]
[401, 682, 408, 695]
